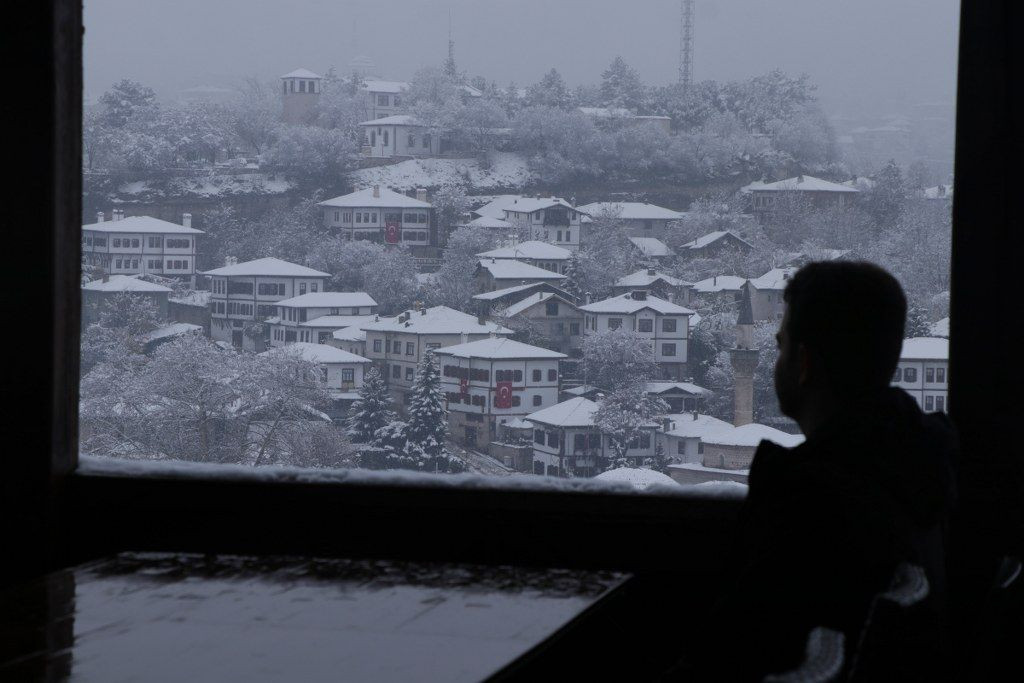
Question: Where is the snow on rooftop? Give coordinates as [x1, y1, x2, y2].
[680, 230, 753, 251]
[82, 275, 173, 293]
[477, 240, 572, 261]
[358, 114, 423, 127]
[579, 292, 694, 315]
[562, 385, 601, 396]
[628, 237, 676, 257]
[275, 292, 377, 309]
[332, 326, 367, 342]
[525, 397, 599, 428]
[202, 257, 330, 278]
[692, 275, 747, 293]
[82, 215, 204, 235]
[140, 322, 202, 343]
[748, 267, 797, 291]
[577, 202, 683, 221]
[660, 413, 732, 439]
[361, 306, 511, 335]
[261, 342, 371, 365]
[702, 423, 805, 448]
[474, 195, 528, 219]
[900, 337, 949, 360]
[924, 184, 953, 199]
[472, 282, 565, 302]
[318, 186, 432, 209]
[645, 381, 709, 396]
[462, 215, 514, 230]
[435, 336, 566, 360]
[501, 292, 575, 318]
[578, 107, 633, 118]
[615, 269, 691, 288]
[281, 68, 321, 79]
[499, 196, 579, 215]
[594, 467, 681, 491]
[360, 79, 410, 94]
[300, 314, 378, 329]
[742, 175, 859, 194]
[478, 259, 567, 281]
[929, 317, 950, 338]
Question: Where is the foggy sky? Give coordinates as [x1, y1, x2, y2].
[84, 0, 960, 119]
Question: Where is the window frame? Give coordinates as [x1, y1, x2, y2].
[7, 4, 1017, 636]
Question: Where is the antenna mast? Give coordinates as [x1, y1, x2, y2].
[679, 0, 694, 89]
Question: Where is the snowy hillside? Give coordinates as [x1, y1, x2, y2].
[112, 173, 294, 201]
[348, 152, 534, 191]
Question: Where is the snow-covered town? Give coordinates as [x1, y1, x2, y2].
[79, 6, 953, 493]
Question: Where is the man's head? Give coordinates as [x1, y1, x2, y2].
[774, 261, 906, 420]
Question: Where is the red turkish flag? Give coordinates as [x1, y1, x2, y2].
[495, 381, 513, 409]
[459, 377, 469, 395]
[385, 222, 400, 244]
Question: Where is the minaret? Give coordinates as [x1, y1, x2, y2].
[730, 284, 758, 426]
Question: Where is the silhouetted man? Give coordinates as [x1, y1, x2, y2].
[686, 262, 956, 681]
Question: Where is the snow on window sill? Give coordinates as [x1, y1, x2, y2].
[76, 455, 747, 500]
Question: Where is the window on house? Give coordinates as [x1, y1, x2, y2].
[570, 322, 580, 336]
[936, 396, 946, 411]
[547, 369, 557, 381]
[532, 369, 542, 382]
[937, 367, 946, 383]
[405, 367, 414, 381]
[904, 368, 918, 382]
[533, 395, 543, 407]
[662, 319, 677, 332]
[534, 430, 544, 445]
[893, 368, 903, 382]
[662, 344, 676, 357]
[638, 319, 653, 332]
[547, 432, 559, 447]
[926, 395, 935, 410]
[926, 368, 935, 382]
[545, 301, 559, 316]
[392, 365, 401, 379]
[608, 318, 622, 330]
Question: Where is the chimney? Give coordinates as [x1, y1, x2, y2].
[692, 410, 698, 421]
[96, 211, 104, 223]
[182, 213, 192, 229]
[373, 185, 380, 198]
[797, 174, 804, 183]
[461, 332, 469, 344]
[101, 272, 109, 283]
[713, 275, 717, 286]
[421, 307, 427, 315]
[478, 313, 487, 326]
[661, 418, 671, 432]
[632, 290, 647, 301]
[416, 188, 427, 203]
[647, 268, 656, 276]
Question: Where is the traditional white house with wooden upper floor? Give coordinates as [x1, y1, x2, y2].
[82, 212, 203, 280]
[475, 241, 572, 274]
[579, 291, 695, 380]
[475, 196, 588, 252]
[741, 175, 859, 221]
[318, 185, 434, 248]
[744, 267, 797, 322]
[645, 381, 709, 413]
[266, 292, 378, 347]
[436, 337, 566, 452]
[678, 230, 755, 258]
[657, 412, 733, 468]
[691, 274, 747, 308]
[361, 306, 512, 407]
[203, 257, 330, 351]
[893, 337, 949, 413]
[525, 397, 659, 478]
[475, 258, 567, 293]
[329, 324, 369, 357]
[577, 202, 683, 240]
[612, 269, 692, 305]
[359, 115, 441, 158]
[494, 291, 584, 358]
[81, 275, 172, 325]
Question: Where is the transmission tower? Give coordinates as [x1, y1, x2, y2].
[679, 0, 694, 89]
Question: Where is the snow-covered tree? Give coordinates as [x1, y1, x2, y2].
[360, 248, 420, 314]
[600, 57, 645, 112]
[405, 349, 448, 459]
[264, 125, 360, 183]
[430, 224, 497, 310]
[346, 367, 395, 443]
[100, 79, 158, 128]
[230, 77, 279, 155]
[581, 328, 660, 390]
[593, 383, 669, 471]
[862, 159, 906, 232]
[80, 292, 163, 372]
[526, 68, 574, 109]
[561, 252, 586, 303]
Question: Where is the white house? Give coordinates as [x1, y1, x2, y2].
[577, 202, 683, 239]
[742, 175, 859, 220]
[361, 306, 512, 406]
[318, 185, 434, 247]
[691, 275, 747, 307]
[359, 115, 441, 158]
[678, 230, 755, 257]
[476, 196, 587, 252]
[657, 412, 733, 466]
[579, 291, 694, 380]
[495, 291, 584, 357]
[612, 269, 692, 304]
[744, 267, 797, 322]
[525, 397, 659, 477]
[668, 422, 805, 486]
[436, 337, 566, 451]
[475, 258, 567, 292]
[359, 79, 408, 119]
[262, 342, 370, 393]
[81, 274, 173, 324]
[476, 241, 572, 274]
[203, 257, 330, 351]
[267, 292, 378, 347]
[645, 381, 709, 413]
[82, 212, 204, 279]
[628, 237, 676, 264]
[893, 337, 949, 413]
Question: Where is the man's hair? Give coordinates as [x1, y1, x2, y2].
[783, 261, 906, 394]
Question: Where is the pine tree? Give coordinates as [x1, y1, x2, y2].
[405, 349, 449, 458]
[562, 252, 586, 303]
[346, 367, 395, 443]
[600, 56, 645, 112]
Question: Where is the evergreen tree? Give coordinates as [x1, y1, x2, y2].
[346, 367, 395, 443]
[864, 159, 906, 232]
[405, 349, 448, 458]
[562, 252, 586, 303]
[526, 68, 573, 109]
[905, 304, 931, 338]
[600, 56, 645, 112]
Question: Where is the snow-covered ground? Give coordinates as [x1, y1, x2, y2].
[348, 152, 534, 192]
[114, 173, 294, 200]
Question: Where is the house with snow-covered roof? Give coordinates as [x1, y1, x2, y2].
[82, 211, 203, 280]
[262, 342, 371, 414]
[203, 257, 330, 351]
[742, 174, 859, 220]
[492, 290, 583, 358]
[744, 267, 797, 321]
[81, 274, 173, 324]
[475, 258, 567, 293]
[459, 215, 515, 232]
[645, 381, 709, 413]
[361, 305, 512, 406]
[656, 412, 732, 467]
[476, 196, 587, 252]
[577, 202, 683, 239]
[612, 268, 692, 304]
[893, 337, 949, 413]
[525, 396, 659, 477]
[435, 337, 566, 452]
[476, 240, 572, 274]
[579, 291, 695, 380]
[691, 274, 747, 307]
[678, 230, 754, 258]
[666, 420, 805, 486]
[359, 115, 442, 158]
[628, 237, 676, 265]
[266, 292, 378, 347]
[318, 185, 434, 248]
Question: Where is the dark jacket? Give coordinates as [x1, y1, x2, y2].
[689, 388, 957, 681]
